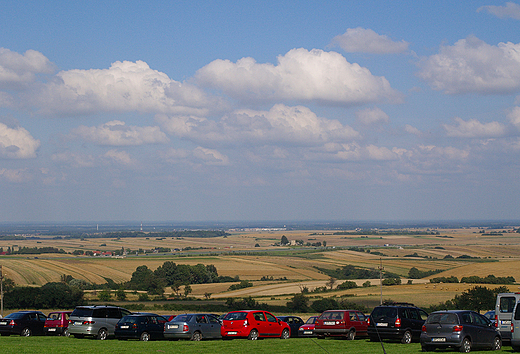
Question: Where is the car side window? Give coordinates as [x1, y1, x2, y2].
[419, 310, 429, 321]
[461, 312, 472, 324]
[93, 308, 106, 318]
[401, 309, 409, 319]
[472, 313, 487, 326]
[349, 312, 358, 321]
[208, 315, 219, 324]
[265, 313, 277, 323]
[296, 317, 303, 325]
[121, 309, 131, 317]
[38, 314, 47, 321]
[107, 308, 121, 319]
[409, 309, 419, 320]
[253, 312, 265, 321]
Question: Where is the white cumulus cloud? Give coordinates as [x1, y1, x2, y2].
[331, 28, 409, 54]
[30, 60, 222, 116]
[0, 48, 54, 88]
[417, 36, 520, 94]
[103, 149, 135, 166]
[195, 48, 402, 105]
[157, 104, 359, 147]
[71, 120, 169, 146]
[0, 122, 40, 158]
[443, 117, 507, 138]
[355, 107, 389, 125]
[507, 106, 520, 129]
[477, 2, 520, 20]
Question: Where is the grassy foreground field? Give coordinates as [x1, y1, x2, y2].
[0, 336, 508, 354]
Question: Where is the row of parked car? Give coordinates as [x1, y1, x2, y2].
[0, 302, 506, 352]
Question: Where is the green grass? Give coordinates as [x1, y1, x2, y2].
[0, 336, 509, 354]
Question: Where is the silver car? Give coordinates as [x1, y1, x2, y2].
[68, 306, 131, 340]
[164, 313, 221, 341]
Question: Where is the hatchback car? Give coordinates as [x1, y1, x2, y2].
[68, 305, 132, 339]
[0, 311, 47, 336]
[277, 316, 304, 337]
[115, 313, 168, 341]
[420, 310, 501, 352]
[298, 316, 318, 337]
[315, 309, 368, 339]
[164, 313, 221, 341]
[44, 311, 72, 336]
[221, 310, 291, 340]
[367, 302, 428, 343]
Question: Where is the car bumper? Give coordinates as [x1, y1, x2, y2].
[420, 333, 463, 348]
[164, 332, 192, 339]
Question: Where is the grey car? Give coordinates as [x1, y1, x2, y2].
[420, 310, 501, 352]
[68, 306, 132, 340]
[164, 313, 221, 341]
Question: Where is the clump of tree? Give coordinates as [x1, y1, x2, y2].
[430, 276, 459, 283]
[460, 275, 515, 284]
[316, 264, 400, 280]
[425, 286, 509, 313]
[286, 293, 310, 312]
[4, 282, 85, 309]
[228, 280, 253, 291]
[337, 280, 358, 290]
[382, 277, 401, 286]
[408, 267, 443, 279]
[226, 296, 267, 310]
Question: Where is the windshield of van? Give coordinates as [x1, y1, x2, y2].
[500, 297, 516, 313]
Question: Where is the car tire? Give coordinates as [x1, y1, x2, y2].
[401, 330, 412, 344]
[347, 330, 355, 340]
[281, 329, 290, 339]
[21, 327, 32, 337]
[62, 328, 70, 337]
[248, 329, 259, 340]
[97, 328, 108, 340]
[492, 336, 501, 351]
[191, 331, 202, 341]
[140, 331, 150, 341]
[459, 337, 471, 353]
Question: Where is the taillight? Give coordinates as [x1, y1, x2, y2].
[395, 318, 401, 327]
[453, 325, 463, 332]
[132, 324, 138, 329]
[82, 321, 95, 325]
[183, 324, 189, 332]
[495, 315, 499, 328]
[512, 323, 514, 333]
[9, 320, 15, 326]
[367, 317, 371, 325]
[422, 325, 426, 332]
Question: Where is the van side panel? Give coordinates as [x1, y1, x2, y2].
[495, 293, 520, 341]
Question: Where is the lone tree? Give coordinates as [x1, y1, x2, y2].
[281, 235, 289, 245]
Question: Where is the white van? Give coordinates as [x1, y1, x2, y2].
[510, 301, 520, 350]
[496, 292, 520, 342]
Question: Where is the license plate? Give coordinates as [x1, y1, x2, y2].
[168, 324, 179, 329]
[324, 321, 336, 325]
[0, 321, 7, 326]
[48, 328, 56, 331]
[75, 321, 82, 325]
[303, 331, 313, 334]
[376, 323, 388, 327]
[501, 320, 511, 325]
[432, 338, 446, 342]
[227, 331, 238, 335]
[120, 325, 129, 329]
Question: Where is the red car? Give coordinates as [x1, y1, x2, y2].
[221, 310, 291, 340]
[315, 309, 368, 340]
[298, 315, 318, 337]
[44, 311, 72, 336]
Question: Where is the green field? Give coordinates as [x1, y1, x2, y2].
[0, 336, 508, 354]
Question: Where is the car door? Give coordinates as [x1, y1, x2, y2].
[292, 317, 304, 337]
[352, 311, 368, 335]
[251, 312, 268, 336]
[194, 314, 210, 336]
[265, 312, 283, 337]
[36, 313, 47, 335]
[471, 312, 495, 349]
[207, 315, 222, 338]
[106, 308, 122, 334]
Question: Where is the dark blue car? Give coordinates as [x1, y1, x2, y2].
[114, 313, 168, 341]
[0, 311, 47, 336]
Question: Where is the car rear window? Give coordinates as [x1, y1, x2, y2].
[5, 313, 25, 319]
[500, 297, 516, 313]
[319, 311, 344, 320]
[426, 313, 459, 325]
[173, 314, 193, 322]
[120, 316, 141, 324]
[224, 312, 248, 321]
[71, 308, 93, 317]
[371, 307, 397, 319]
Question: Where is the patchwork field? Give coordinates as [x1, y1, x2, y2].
[1, 226, 519, 308]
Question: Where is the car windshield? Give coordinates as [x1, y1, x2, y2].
[224, 312, 248, 321]
[5, 313, 25, 319]
[320, 311, 344, 320]
[173, 315, 193, 322]
[426, 313, 459, 325]
[306, 317, 317, 324]
[371, 307, 397, 319]
[71, 308, 93, 317]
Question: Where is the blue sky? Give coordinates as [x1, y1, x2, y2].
[1, 1, 520, 222]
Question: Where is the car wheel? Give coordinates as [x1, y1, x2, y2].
[347, 329, 356, 340]
[62, 328, 70, 337]
[21, 327, 32, 337]
[492, 336, 501, 351]
[281, 329, 290, 339]
[140, 331, 150, 341]
[248, 329, 259, 340]
[191, 331, 202, 341]
[459, 337, 471, 353]
[97, 328, 108, 340]
[401, 330, 412, 344]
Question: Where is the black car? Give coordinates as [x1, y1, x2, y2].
[0, 311, 47, 336]
[368, 302, 428, 344]
[114, 313, 168, 341]
[420, 310, 501, 352]
[277, 316, 304, 338]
